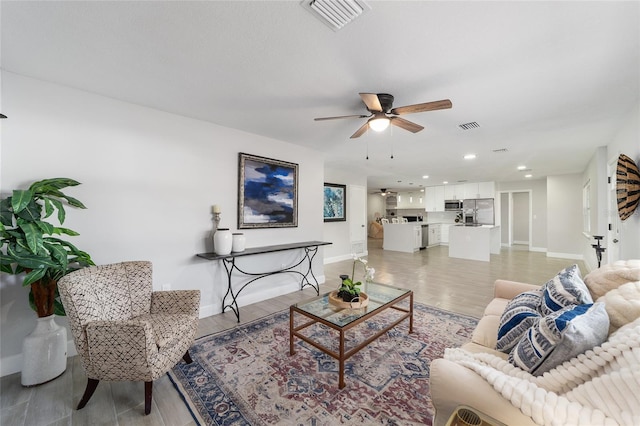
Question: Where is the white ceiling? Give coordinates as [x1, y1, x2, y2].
[2, 1, 639, 193]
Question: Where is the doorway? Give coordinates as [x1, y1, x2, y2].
[498, 190, 532, 250]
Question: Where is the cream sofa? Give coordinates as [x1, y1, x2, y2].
[430, 260, 640, 426]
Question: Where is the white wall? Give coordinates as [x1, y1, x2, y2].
[581, 146, 608, 269]
[547, 174, 584, 259]
[323, 167, 367, 263]
[0, 72, 326, 375]
[607, 104, 640, 260]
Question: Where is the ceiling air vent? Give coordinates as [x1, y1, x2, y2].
[459, 121, 480, 130]
[492, 148, 508, 153]
[301, 0, 371, 31]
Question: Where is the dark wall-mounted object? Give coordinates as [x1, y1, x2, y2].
[592, 236, 606, 268]
[616, 154, 640, 221]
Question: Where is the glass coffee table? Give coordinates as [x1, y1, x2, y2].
[289, 281, 413, 389]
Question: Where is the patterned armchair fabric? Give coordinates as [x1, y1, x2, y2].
[58, 261, 200, 415]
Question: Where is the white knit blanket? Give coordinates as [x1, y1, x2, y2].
[444, 317, 640, 426]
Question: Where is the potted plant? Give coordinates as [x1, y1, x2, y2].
[330, 256, 375, 308]
[0, 177, 94, 385]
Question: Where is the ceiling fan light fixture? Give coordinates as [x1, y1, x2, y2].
[369, 114, 390, 132]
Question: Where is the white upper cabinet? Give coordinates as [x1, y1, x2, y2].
[462, 181, 495, 199]
[397, 191, 423, 209]
[478, 181, 495, 198]
[444, 184, 465, 200]
[424, 186, 445, 212]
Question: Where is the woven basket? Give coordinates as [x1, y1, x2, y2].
[328, 291, 369, 309]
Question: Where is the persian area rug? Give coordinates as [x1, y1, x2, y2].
[169, 302, 478, 426]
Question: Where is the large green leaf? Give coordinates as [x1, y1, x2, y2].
[44, 242, 69, 270]
[0, 198, 13, 226]
[48, 198, 66, 224]
[36, 221, 55, 235]
[61, 195, 86, 209]
[15, 200, 41, 222]
[11, 190, 33, 214]
[4, 246, 58, 270]
[30, 178, 81, 194]
[23, 268, 47, 286]
[42, 198, 55, 219]
[17, 221, 41, 254]
[56, 227, 80, 236]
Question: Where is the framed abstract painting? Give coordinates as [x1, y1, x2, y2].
[323, 183, 346, 222]
[238, 153, 298, 229]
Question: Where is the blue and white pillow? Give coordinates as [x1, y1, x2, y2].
[509, 302, 609, 376]
[539, 264, 593, 316]
[496, 289, 543, 353]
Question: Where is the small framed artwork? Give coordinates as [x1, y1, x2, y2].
[238, 153, 298, 229]
[323, 183, 346, 222]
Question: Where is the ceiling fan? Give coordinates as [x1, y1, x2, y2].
[374, 188, 396, 196]
[314, 93, 452, 139]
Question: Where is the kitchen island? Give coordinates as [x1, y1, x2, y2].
[382, 222, 422, 253]
[448, 224, 501, 262]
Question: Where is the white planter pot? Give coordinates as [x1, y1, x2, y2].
[214, 228, 232, 255]
[232, 233, 246, 252]
[21, 315, 67, 386]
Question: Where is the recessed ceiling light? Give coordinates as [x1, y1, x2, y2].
[443, 181, 449, 184]
[517, 165, 527, 170]
[464, 154, 477, 160]
[422, 175, 429, 179]
[525, 174, 532, 178]
[420, 189, 424, 192]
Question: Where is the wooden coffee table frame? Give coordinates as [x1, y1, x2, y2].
[289, 290, 413, 389]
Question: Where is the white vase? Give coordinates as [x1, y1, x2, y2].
[214, 228, 232, 255]
[21, 315, 67, 386]
[232, 233, 246, 252]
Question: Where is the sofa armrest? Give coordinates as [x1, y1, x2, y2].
[151, 290, 201, 316]
[493, 279, 540, 300]
[430, 358, 537, 426]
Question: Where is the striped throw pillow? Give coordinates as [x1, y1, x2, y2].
[496, 289, 543, 353]
[509, 302, 609, 376]
[540, 264, 593, 316]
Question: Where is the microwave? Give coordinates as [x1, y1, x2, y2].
[444, 200, 463, 211]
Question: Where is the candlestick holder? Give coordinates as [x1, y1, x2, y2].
[211, 212, 221, 252]
[591, 235, 606, 268]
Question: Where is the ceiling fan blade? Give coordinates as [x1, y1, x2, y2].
[314, 114, 368, 121]
[359, 93, 383, 112]
[390, 116, 424, 133]
[350, 122, 370, 139]
[390, 99, 452, 115]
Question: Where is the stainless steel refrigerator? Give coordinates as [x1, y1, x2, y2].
[462, 198, 494, 225]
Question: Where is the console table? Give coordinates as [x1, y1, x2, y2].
[196, 240, 332, 322]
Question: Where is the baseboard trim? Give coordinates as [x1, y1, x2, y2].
[546, 252, 584, 261]
[530, 246, 546, 252]
[513, 240, 530, 245]
[324, 254, 354, 264]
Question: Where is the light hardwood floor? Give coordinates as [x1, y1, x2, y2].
[0, 240, 585, 426]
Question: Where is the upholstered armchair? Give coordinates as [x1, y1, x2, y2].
[58, 261, 200, 415]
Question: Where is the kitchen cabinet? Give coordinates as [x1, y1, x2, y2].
[424, 186, 445, 212]
[444, 184, 464, 200]
[478, 181, 495, 198]
[441, 224, 451, 244]
[397, 192, 422, 209]
[462, 182, 495, 199]
[383, 223, 422, 253]
[429, 224, 441, 246]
